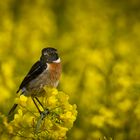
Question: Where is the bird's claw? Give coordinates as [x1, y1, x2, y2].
[40, 108, 49, 120]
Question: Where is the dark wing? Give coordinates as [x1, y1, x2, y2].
[16, 61, 46, 93]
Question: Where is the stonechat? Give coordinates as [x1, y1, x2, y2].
[8, 47, 61, 116]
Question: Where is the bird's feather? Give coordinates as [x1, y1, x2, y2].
[17, 61, 47, 93]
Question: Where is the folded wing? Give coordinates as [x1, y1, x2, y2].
[16, 61, 47, 93]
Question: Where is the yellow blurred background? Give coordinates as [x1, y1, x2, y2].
[0, 0, 140, 139]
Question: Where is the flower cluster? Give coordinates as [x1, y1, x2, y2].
[1, 87, 77, 140]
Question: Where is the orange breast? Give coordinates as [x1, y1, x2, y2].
[49, 62, 62, 82]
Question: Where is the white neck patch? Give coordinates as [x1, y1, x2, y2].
[53, 58, 61, 63]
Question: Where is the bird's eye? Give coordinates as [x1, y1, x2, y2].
[50, 52, 55, 55]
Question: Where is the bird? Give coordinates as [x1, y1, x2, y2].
[8, 47, 62, 116]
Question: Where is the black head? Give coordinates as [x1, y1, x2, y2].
[40, 47, 59, 63]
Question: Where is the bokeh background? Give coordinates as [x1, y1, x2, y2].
[0, 0, 140, 139]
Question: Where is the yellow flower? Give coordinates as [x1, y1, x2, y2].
[3, 87, 77, 139]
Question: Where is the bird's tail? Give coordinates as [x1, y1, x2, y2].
[8, 103, 18, 116]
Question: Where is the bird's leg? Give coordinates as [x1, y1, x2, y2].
[33, 97, 49, 132]
[35, 97, 49, 118]
[32, 97, 42, 114]
[35, 97, 44, 110]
